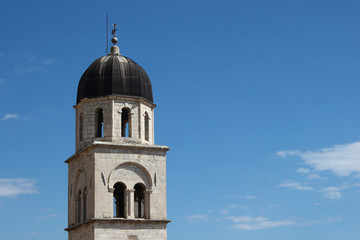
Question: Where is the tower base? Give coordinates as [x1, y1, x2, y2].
[66, 219, 170, 240]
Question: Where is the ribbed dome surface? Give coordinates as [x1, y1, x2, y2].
[77, 54, 153, 104]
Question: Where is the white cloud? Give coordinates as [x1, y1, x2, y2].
[44, 58, 56, 65]
[276, 150, 301, 158]
[321, 186, 347, 200]
[227, 204, 239, 209]
[296, 168, 310, 173]
[0, 53, 4, 57]
[242, 195, 258, 199]
[2, 114, 19, 121]
[186, 214, 210, 223]
[277, 142, 360, 177]
[307, 174, 325, 180]
[14, 65, 45, 75]
[300, 217, 342, 225]
[227, 216, 295, 230]
[0, 78, 5, 86]
[221, 209, 229, 215]
[279, 180, 313, 191]
[0, 178, 38, 197]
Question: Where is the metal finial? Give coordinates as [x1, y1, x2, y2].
[111, 23, 118, 45]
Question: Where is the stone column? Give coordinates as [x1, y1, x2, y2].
[144, 190, 152, 219]
[123, 189, 127, 218]
[126, 189, 135, 219]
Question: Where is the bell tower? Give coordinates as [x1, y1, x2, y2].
[65, 26, 170, 240]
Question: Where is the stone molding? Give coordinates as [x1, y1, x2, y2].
[65, 218, 171, 232]
[65, 141, 170, 164]
[74, 95, 156, 110]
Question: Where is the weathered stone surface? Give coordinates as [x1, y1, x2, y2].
[67, 95, 169, 239]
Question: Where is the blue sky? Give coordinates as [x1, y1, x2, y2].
[0, 0, 360, 239]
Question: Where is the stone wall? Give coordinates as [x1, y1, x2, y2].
[68, 96, 168, 240]
[67, 143, 168, 228]
[68, 149, 95, 226]
[68, 223, 94, 240]
[93, 145, 167, 220]
[68, 220, 168, 240]
[75, 97, 155, 152]
[93, 221, 168, 240]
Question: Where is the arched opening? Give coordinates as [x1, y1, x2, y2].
[113, 182, 126, 218]
[144, 112, 149, 141]
[121, 108, 131, 137]
[83, 187, 87, 222]
[76, 190, 82, 223]
[96, 108, 103, 138]
[79, 113, 84, 141]
[134, 183, 145, 218]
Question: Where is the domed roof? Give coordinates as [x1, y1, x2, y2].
[76, 46, 153, 104]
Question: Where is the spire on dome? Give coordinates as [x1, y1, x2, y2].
[110, 23, 120, 55]
[111, 23, 118, 45]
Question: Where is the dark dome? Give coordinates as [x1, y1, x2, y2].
[77, 52, 153, 104]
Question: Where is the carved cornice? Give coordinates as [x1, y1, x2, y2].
[74, 95, 156, 109]
[65, 141, 170, 163]
[65, 218, 171, 231]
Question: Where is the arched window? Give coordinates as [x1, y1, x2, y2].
[76, 190, 82, 223]
[95, 108, 103, 138]
[121, 108, 131, 137]
[113, 182, 126, 218]
[134, 184, 145, 218]
[144, 112, 149, 141]
[83, 187, 87, 222]
[79, 113, 84, 141]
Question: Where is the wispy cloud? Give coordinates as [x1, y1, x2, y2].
[242, 195, 258, 200]
[14, 65, 45, 75]
[228, 195, 259, 200]
[296, 167, 310, 173]
[0, 78, 5, 86]
[186, 214, 210, 223]
[10, 54, 58, 75]
[0, 53, 4, 57]
[321, 186, 347, 200]
[0, 178, 38, 197]
[277, 142, 360, 177]
[187, 208, 341, 231]
[300, 217, 342, 225]
[227, 216, 296, 230]
[279, 180, 313, 191]
[44, 58, 56, 65]
[307, 173, 325, 180]
[276, 150, 301, 157]
[2, 113, 19, 121]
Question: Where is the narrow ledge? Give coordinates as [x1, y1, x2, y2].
[65, 218, 171, 231]
[65, 142, 170, 163]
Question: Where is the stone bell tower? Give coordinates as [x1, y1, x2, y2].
[65, 25, 170, 240]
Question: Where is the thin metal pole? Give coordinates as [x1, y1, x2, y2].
[106, 12, 108, 54]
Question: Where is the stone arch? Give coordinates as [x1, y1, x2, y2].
[79, 112, 84, 141]
[94, 107, 104, 138]
[144, 111, 150, 141]
[74, 168, 87, 195]
[108, 162, 152, 192]
[74, 169, 87, 224]
[113, 182, 127, 218]
[121, 107, 132, 137]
